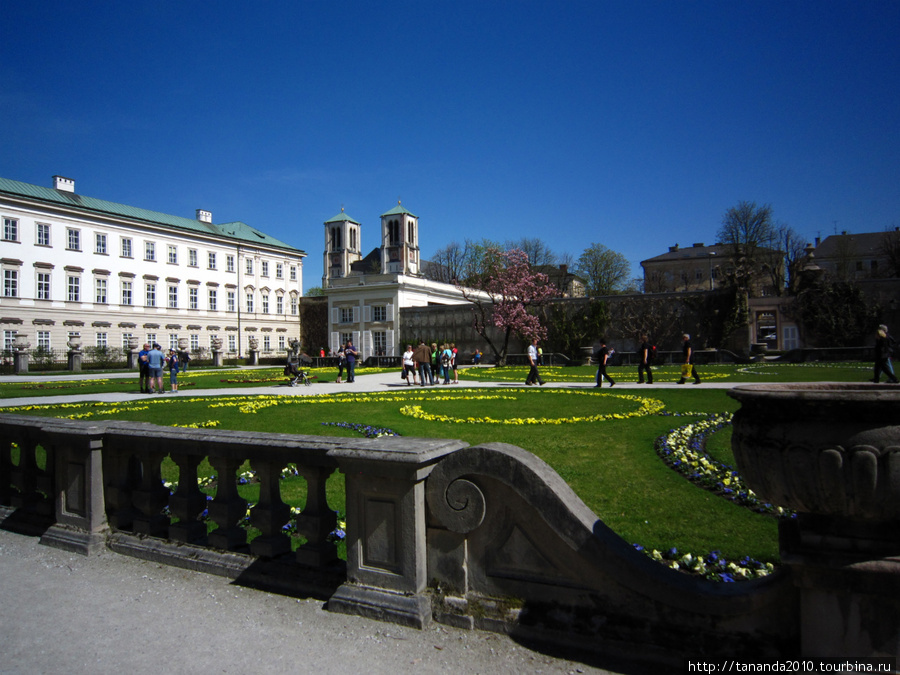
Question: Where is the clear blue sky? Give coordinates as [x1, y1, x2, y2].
[2, 1, 898, 291]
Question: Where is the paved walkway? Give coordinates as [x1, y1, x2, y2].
[0, 367, 712, 674]
[0, 365, 739, 409]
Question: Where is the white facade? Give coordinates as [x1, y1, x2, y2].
[1, 175, 305, 356]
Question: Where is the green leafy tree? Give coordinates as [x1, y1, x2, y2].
[574, 243, 630, 295]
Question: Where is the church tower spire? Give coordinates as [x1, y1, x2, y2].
[322, 208, 362, 288]
[379, 200, 420, 276]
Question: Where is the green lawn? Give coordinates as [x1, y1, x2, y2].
[5, 361, 872, 571]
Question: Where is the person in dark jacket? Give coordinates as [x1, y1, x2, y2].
[873, 324, 899, 383]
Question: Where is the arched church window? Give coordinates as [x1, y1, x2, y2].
[331, 227, 342, 250]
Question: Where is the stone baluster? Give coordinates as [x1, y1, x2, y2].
[9, 434, 44, 515]
[294, 465, 338, 567]
[0, 435, 12, 506]
[130, 448, 169, 537]
[103, 452, 141, 531]
[207, 456, 248, 550]
[249, 459, 291, 558]
[168, 452, 208, 544]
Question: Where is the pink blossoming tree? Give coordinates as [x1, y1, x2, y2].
[458, 248, 556, 365]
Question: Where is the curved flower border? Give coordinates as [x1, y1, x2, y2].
[398, 391, 665, 425]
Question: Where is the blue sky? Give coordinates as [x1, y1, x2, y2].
[2, 1, 898, 291]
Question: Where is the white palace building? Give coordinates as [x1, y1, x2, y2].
[0, 175, 306, 357]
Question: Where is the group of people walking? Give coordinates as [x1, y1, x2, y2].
[403, 341, 459, 386]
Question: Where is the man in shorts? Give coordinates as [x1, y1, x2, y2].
[147, 343, 166, 393]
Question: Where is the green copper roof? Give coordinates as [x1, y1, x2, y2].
[324, 209, 361, 225]
[381, 202, 417, 218]
[0, 176, 304, 254]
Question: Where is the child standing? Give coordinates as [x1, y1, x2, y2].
[166, 349, 180, 392]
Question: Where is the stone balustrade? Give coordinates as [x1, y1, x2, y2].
[3, 406, 895, 668]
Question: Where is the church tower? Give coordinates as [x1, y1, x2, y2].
[322, 209, 362, 287]
[379, 201, 420, 276]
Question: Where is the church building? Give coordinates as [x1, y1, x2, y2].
[322, 202, 474, 359]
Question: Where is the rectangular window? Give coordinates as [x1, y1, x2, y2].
[228, 334, 236, 352]
[168, 285, 178, 309]
[291, 296, 298, 315]
[146, 332, 157, 346]
[190, 334, 199, 351]
[290, 266, 297, 281]
[37, 223, 51, 246]
[122, 280, 133, 306]
[188, 248, 198, 267]
[3, 269, 17, 297]
[37, 272, 51, 300]
[208, 289, 217, 311]
[276, 296, 283, 315]
[246, 258, 254, 275]
[208, 252, 217, 270]
[340, 307, 353, 323]
[372, 305, 387, 322]
[95, 278, 108, 304]
[95, 233, 107, 254]
[169, 334, 179, 351]
[226, 255, 235, 273]
[262, 294, 269, 314]
[3, 217, 18, 241]
[227, 291, 236, 312]
[278, 335, 286, 351]
[246, 293, 254, 313]
[67, 275, 80, 302]
[276, 263, 283, 279]
[145, 282, 156, 307]
[96, 332, 108, 348]
[37, 331, 51, 350]
[67, 228, 81, 250]
[340, 332, 352, 347]
[209, 334, 219, 349]
[121, 237, 133, 258]
[189, 287, 198, 310]
[121, 333, 133, 350]
[3, 330, 18, 352]
[145, 241, 156, 261]
[168, 245, 178, 264]
[261, 261, 269, 277]
[263, 335, 271, 352]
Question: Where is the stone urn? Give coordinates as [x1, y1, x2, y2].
[727, 383, 900, 523]
[14, 334, 31, 351]
[727, 383, 900, 661]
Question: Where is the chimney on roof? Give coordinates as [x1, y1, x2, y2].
[693, 242, 705, 248]
[559, 264, 568, 276]
[53, 176, 75, 193]
[669, 244, 679, 252]
[196, 209, 212, 224]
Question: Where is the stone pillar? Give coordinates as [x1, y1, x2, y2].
[327, 436, 466, 628]
[126, 337, 140, 369]
[728, 383, 900, 662]
[67, 338, 83, 372]
[247, 349, 259, 366]
[40, 424, 109, 555]
[212, 349, 224, 367]
[13, 334, 30, 374]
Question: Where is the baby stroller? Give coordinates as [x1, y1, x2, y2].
[284, 353, 313, 387]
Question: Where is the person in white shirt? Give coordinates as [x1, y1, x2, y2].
[402, 345, 418, 385]
[525, 338, 546, 386]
